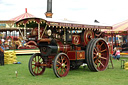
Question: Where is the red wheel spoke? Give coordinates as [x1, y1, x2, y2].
[32, 59, 36, 63]
[97, 63, 100, 69]
[56, 64, 60, 67]
[39, 57, 41, 61]
[57, 61, 61, 65]
[64, 68, 67, 71]
[37, 67, 41, 74]
[99, 42, 104, 48]
[96, 61, 99, 67]
[62, 58, 64, 63]
[62, 56, 66, 63]
[98, 60, 104, 67]
[32, 66, 36, 73]
[61, 56, 64, 63]
[37, 56, 39, 62]
[37, 67, 39, 74]
[96, 42, 101, 50]
[32, 66, 36, 70]
[94, 48, 98, 53]
[93, 52, 97, 55]
[35, 57, 36, 62]
[100, 57, 107, 60]
[61, 56, 63, 60]
[38, 56, 41, 62]
[64, 60, 67, 64]
[94, 59, 98, 64]
[93, 55, 97, 59]
[62, 68, 64, 74]
[57, 68, 62, 74]
[58, 58, 60, 62]
[100, 49, 107, 53]
[96, 46, 100, 52]
[38, 67, 41, 72]
[57, 67, 61, 71]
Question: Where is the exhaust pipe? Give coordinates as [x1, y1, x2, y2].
[45, 0, 53, 18]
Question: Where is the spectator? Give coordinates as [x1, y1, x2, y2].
[0, 40, 4, 66]
[115, 48, 120, 61]
[113, 47, 116, 59]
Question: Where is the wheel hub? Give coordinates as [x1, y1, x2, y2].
[98, 53, 101, 58]
[96, 52, 101, 59]
[62, 63, 66, 68]
[35, 62, 40, 67]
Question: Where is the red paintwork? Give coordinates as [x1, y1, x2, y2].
[57, 41, 71, 53]
[74, 46, 81, 50]
[81, 30, 94, 46]
[72, 35, 81, 45]
[67, 51, 76, 60]
[67, 50, 85, 60]
[46, 56, 54, 68]
[76, 51, 85, 60]
[0, 40, 1, 44]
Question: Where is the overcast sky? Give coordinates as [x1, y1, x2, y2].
[0, 0, 128, 25]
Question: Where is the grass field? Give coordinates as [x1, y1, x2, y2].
[0, 54, 128, 85]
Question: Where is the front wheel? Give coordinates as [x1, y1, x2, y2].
[53, 53, 70, 78]
[28, 53, 46, 76]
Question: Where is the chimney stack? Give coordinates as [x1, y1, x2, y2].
[45, 0, 53, 18]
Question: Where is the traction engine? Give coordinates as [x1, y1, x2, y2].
[28, 26, 110, 77]
[16, 17, 111, 78]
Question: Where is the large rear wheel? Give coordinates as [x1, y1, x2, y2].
[28, 53, 46, 76]
[53, 53, 70, 78]
[86, 38, 109, 71]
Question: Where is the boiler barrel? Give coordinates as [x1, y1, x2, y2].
[38, 41, 71, 56]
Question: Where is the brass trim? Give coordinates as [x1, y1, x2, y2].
[57, 42, 60, 53]
[41, 25, 47, 39]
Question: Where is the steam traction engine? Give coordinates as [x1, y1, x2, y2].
[16, 18, 112, 77]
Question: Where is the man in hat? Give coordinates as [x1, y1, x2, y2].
[0, 40, 4, 66]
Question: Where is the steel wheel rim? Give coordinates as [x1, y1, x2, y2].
[86, 38, 97, 71]
[29, 53, 45, 76]
[54, 53, 70, 77]
[92, 39, 109, 71]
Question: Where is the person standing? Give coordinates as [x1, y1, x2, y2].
[0, 40, 4, 66]
[115, 48, 120, 61]
[113, 47, 117, 59]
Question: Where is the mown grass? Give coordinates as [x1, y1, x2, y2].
[0, 55, 128, 85]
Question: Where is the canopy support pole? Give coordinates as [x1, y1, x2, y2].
[114, 35, 116, 47]
[18, 28, 24, 39]
[64, 28, 66, 44]
[112, 35, 114, 54]
[41, 25, 47, 39]
[38, 23, 40, 40]
[24, 24, 26, 40]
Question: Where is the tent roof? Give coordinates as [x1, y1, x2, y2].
[10, 8, 35, 21]
[16, 17, 112, 30]
[102, 19, 128, 35]
[112, 19, 128, 31]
